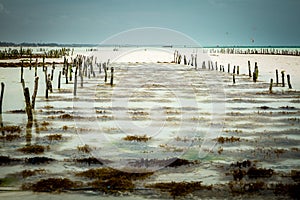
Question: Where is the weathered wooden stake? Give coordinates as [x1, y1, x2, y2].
[248, 61, 251, 77]
[276, 69, 279, 86]
[215, 61, 217, 71]
[44, 67, 48, 98]
[184, 55, 187, 65]
[24, 87, 33, 121]
[237, 66, 239, 75]
[194, 55, 197, 68]
[269, 78, 273, 93]
[0, 82, 4, 114]
[104, 63, 107, 82]
[74, 67, 78, 96]
[287, 74, 292, 89]
[233, 74, 236, 84]
[281, 71, 285, 87]
[35, 58, 38, 77]
[58, 71, 61, 89]
[233, 65, 236, 74]
[21, 61, 24, 82]
[110, 67, 114, 86]
[31, 77, 39, 109]
[228, 64, 230, 73]
[65, 63, 69, 84]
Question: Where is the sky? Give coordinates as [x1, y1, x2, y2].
[0, 0, 299, 46]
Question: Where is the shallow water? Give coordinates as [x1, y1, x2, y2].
[0, 49, 299, 199]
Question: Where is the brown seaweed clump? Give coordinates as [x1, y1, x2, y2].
[146, 181, 212, 199]
[18, 145, 47, 154]
[0, 156, 22, 165]
[77, 144, 91, 153]
[217, 136, 240, 144]
[22, 178, 82, 192]
[123, 135, 151, 142]
[21, 169, 46, 178]
[47, 134, 62, 141]
[76, 167, 153, 194]
[0, 125, 21, 133]
[0, 134, 21, 141]
[25, 156, 54, 164]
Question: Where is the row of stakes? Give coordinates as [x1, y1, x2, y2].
[0, 52, 294, 122]
[0, 55, 113, 122]
[174, 51, 293, 93]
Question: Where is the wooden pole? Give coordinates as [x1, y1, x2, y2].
[104, 63, 107, 82]
[281, 71, 285, 87]
[215, 61, 217, 71]
[233, 65, 236, 74]
[184, 55, 187, 65]
[194, 54, 197, 68]
[44, 67, 48, 98]
[237, 66, 239, 75]
[24, 87, 33, 121]
[248, 61, 251, 77]
[35, 58, 38, 77]
[21, 61, 24, 82]
[276, 69, 279, 86]
[287, 74, 292, 89]
[65, 62, 69, 84]
[58, 71, 61, 89]
[110, 67, 114, 86]
[269, 78, 273, 93]
[233, 74, 236, 84]
[74, 67, 78, 96]
[228, 64, 230, 73]
[0, 82, 4, 114]
[31, 77, 39, 109]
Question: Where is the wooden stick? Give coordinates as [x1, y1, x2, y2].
[31, 77, 39, 109]
[276, 69, 279, 86]
[228, 64, 230, 73]
[24, 87, 33, 121]
[65, 62, 69, 84]
[281, 71, 285, 87]
[0, 82, 4, 114]
[35, 58, 38, 77]
[287, 74, 292, 89]
[233, 65, 236, 74]
[233, 74, 236, 84]
[104, 63, 107, 82]
[21, 61, 24, 82]
[248, 61, 251, 77]
[44, 67, 48, 98]
[58, 71, 61, 89]
[74, 67, 78, 96]
[110, 67, 114, 86]
[237, 66, 239, 75]
[269, 78, 273, 93]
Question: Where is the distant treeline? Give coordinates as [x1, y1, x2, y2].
[0, 47, 71, 59]
[0, 41, 96, 47]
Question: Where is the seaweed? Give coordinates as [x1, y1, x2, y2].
[23, 178, 82, 192]
[18, 145, 47, 154]
[231, 160, 252, 168]
[291, 170, 300, 182]
[21, 169, 46, 178]
[123, 135, 151, 142]
[40, 121, 50, 126]
[89, 177, 134, 194]
[0, 125, 21, 133]
[25, 157, 54, 164]
[47, 134, 62, 141]
[7, 109, 25, 113]
[166, 158, 198, 168]
[217, 136, 240, 144]
[76, 167, 153, 181]
[247, 167, 273, 179]
[0, 134, 21, 141]
[229, 181, 266, 194]
[77, 144, 91, 153]
[0, 156, 22, 165]
[59, 114, 74, 119]
[274, 183, 300, 199]
[146, 181, 211, 199]
[75, 157, 103, 166]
